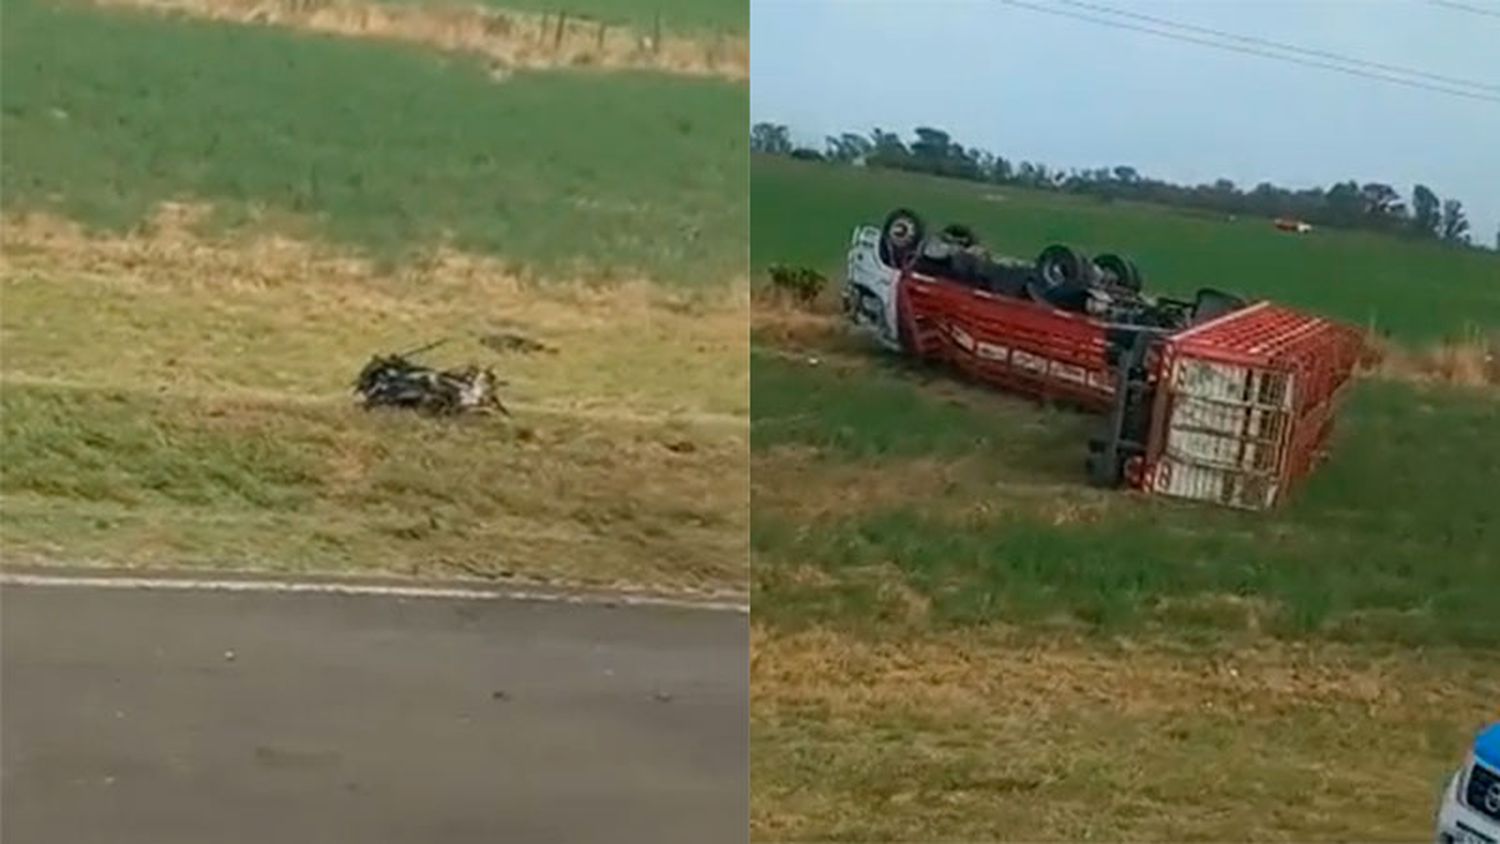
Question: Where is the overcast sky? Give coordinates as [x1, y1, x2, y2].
[751, 0, 1500, 243]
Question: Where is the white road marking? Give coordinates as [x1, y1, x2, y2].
[0, 572, 748, 614]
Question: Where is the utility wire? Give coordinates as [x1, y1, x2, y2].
[1427, 0, 1500, 20]
[996, 0, 1500, 104]
[1057, 0, 1500, 93]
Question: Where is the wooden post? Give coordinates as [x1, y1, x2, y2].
[553, 10, 567, 51]
[596, 20, 606, 50]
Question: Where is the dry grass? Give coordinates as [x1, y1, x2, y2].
[753, 449, 966, 523]
[752, 624, 1499, 841]
[1, 207, 748, 592]
[88, 0, 748, 80]
[2, 206, 749, 419]
[750, 296, 857, 358]
[752, 448, 1116, 529]
[1362, 330, 1500, 388]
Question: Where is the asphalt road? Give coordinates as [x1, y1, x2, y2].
[1, 582, 748, 843]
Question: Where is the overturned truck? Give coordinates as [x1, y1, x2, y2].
[843, 208, 1363, 510]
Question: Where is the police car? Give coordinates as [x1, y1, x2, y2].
[1438, 723, 1500, 844]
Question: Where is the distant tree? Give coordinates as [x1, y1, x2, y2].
[766, 120, 1481, 242]
[1325, 181, 1364, 224]
[750, 123, 792, 156]
[867, 127, 910, 168]
[970, 148, 996, 178]
[1360, 182, 1404, 219]
[789, 147, 824, 162]
[1412, 184, 1442, 236]
[949, 143, 981, 180]
[1440, 199, 1470, 243]
[1246, 182, 1282, 217]
[870, 127, 905, 150]
[909, 127, 954, 164]
[824, 132, 872, 164]
[897, 127, 982, 179]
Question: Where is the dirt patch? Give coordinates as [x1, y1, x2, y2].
[89, 0, 747, 80]
[751, 300, 851, 353]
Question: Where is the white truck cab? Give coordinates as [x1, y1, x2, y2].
[1437, 723, 1500, 844]
[842, 223, 903, 352]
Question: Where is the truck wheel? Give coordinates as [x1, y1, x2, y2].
[880, 208, 925, 267]
[1094, 253, 1142, 292]
[1036, 244, 1089, 289]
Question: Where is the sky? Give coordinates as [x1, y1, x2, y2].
[751, 0, 1500, 243]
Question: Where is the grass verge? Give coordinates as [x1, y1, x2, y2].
[753, 625, 1498, 841]
[1, 212, 748, 592]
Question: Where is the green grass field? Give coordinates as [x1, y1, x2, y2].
[752, 155, 1500, 342]
[0, 0, 748, 591]
[749, 156, 1500, 840]
[1, 0, 747, 287]
[753, 350, 1500, 646]
[751, 332, 1500, 840]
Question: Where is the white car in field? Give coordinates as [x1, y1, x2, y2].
[1437, 723, 1500, 844]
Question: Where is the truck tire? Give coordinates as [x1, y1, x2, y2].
[880, 208, 925, 267]
[1036, 244, 1090, 289]
[1093, 253, 1142, 292]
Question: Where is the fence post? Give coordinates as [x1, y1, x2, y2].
[554, 10, 567, 51]
[596, 20, 606, 50]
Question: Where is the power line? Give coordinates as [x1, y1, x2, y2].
[1057, 0, 1500, 93]
[996, 0, 1500, 104]
[1427, 0, 1500, 20]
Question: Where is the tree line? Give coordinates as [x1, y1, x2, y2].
[751, 123, 1493, 249]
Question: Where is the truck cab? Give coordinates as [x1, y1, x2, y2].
[843, 223, 903, 352]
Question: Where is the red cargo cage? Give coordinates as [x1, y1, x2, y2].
[896, 270, 1118, 411]
[1140, 301, 1364, 509]
[890, 268, 1362, 510]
